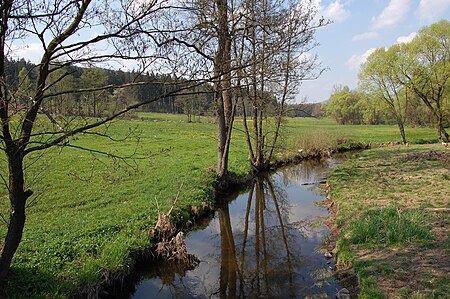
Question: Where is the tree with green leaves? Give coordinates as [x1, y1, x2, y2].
[360, 46, 409, 144]
[323, 86, 365, 125]
[400, 20, 450, 142]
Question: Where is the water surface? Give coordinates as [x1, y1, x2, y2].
[118, 158, 343, 298]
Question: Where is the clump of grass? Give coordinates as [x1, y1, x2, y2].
[335, 237, 354, 266]
[292, 129, 349, 156]
[353, 260, 386, 299]
[348, 207, 433, 246]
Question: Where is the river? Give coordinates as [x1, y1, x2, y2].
[112, 157, 344, 298]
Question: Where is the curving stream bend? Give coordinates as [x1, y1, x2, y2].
[113, 157, 345, 298]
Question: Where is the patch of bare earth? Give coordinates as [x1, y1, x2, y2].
[403, 150, 450, 165]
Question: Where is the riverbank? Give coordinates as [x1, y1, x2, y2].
[326, 144, 450, 298]
[0, 114, 439, 298]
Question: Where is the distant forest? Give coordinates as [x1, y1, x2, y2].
[7, 58, 214, 118]
[7, 58, 323, 120]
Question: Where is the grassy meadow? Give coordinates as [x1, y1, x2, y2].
[0, 112, 441, 297]
[328, 145, 449, 298]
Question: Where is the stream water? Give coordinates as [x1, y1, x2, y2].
[113, 157, 345, 298]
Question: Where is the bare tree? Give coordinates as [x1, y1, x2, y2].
[156, 0, 241, 179]
[0, 0, 208, 279]
[237, 0, 326, 170]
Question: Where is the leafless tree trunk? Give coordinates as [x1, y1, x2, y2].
[238, 0, 326, 171]
[214, 0, 236, 179]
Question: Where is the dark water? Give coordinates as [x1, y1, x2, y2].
[116, 158, 344, 299]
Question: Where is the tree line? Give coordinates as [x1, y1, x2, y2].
[324, 20, 450, 144]
[9, 57, 321, 122]
[323, 84, 439, 126]
[7, 58, 216, 117]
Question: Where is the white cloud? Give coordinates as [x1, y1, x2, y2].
[323, 1, 350, 23]
[396, 32, 417, 44]
[346, 48, 377, 70]
[9, 43, 43, 64]
[304, 0, 350, 23]
[417, 0, 450, 22]
[352, 31, 379, 41]
[371, 0, 411, 30]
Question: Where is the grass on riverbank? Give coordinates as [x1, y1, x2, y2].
[328, 145, 450, 298]
[0, 113, 440, 297]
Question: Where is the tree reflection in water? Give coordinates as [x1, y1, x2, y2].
[217, 174, 309, 298]
[128, 159, 343, 299]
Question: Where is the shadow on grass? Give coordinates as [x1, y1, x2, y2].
[1, 267, 75, 299]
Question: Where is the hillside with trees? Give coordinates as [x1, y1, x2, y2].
[7, 58, 215, 117]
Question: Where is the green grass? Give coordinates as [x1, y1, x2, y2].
[348, 207, 433, 246]
[284, 117, 437, 146]
[0, 114, 441, 297]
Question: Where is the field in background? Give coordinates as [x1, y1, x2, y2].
[0, 113, 439, 297]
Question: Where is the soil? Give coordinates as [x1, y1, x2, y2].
[403, 150, 450, 164]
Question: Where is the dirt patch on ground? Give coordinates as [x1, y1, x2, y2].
[403, 150, 450, 165]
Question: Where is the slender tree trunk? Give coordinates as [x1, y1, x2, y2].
[240, 95, 255, 163]
[216, 92, 228, 177]
[215, 0, 233, 179]
[436, 110, 449, 142]
[0, 149, 31, 280]
[250, 0, 260, 170]
[397, 118, 407, 144]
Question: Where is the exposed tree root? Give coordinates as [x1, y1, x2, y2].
[150, 214, 199, 266]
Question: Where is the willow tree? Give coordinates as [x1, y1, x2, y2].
[401, 20, 450, 142]
[0, 0, 201, 279]
[360, 46, 409, 144]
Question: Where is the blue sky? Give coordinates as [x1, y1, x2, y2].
[298, 0, 450, 103]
